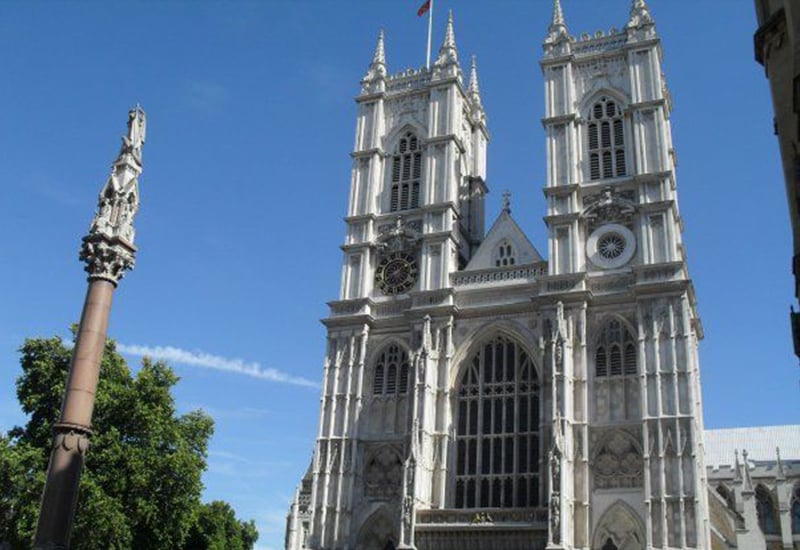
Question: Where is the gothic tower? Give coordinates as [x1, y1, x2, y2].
[539, 0, 709, 548]
[286, 2, 710, 549]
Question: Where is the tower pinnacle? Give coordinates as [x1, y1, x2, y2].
[545, 0, 569, 46]
[627, 0, 653, 28]
[552, 0, 565, 28]
[363, 29, 387, 84]
[435, 10, 458, 66]
[372, 28, 386, 68]
[468, 55, 482, 108]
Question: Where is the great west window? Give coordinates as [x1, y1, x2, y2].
[455, 335, 541, 508]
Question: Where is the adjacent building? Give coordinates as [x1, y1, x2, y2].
[753, 0, 800, 359]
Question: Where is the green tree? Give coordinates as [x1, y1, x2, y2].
[0, 335, 258, 550]
[183, 501, 259, 550]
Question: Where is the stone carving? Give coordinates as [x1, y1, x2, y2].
[549, 420, 563, 546]
[376, 216, 421, 254]
[470, 512, 493, 524]
[583, 187, 637, 230]
[79, 237, 136, 284]
[574, 57, 628, 101]
[593, 431, 643, 489]
[384, 93, 428, 134]
[80, 106, 146, 284]
[365, 446, 403, 499]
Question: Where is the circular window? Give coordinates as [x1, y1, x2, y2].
[587, 224, 636, 269]
[598, 233, 626, 260]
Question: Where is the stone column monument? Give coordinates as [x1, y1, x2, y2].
[33, 106, 146, 550]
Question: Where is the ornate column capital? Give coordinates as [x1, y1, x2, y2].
[80, 106, 146, 285]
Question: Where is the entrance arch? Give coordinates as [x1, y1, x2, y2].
[356, 508, 398, 550]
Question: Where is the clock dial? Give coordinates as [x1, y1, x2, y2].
[376, 251, 418, 295]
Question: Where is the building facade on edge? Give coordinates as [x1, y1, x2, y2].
[286, 1, 713, 548]
[753, 0, 800, 361]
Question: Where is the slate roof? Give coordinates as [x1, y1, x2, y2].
[704, 425, 800, 468]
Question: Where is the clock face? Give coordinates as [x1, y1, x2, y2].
[376, 251, 418, 295]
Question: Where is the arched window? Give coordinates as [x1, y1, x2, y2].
[593, 319, 639, 422]
[372, 344, 409, 396]
[716, 484, 735, 512]
[389, 132, 422, 212]
[494, 240, 516, 267]
[455, 335, 541, 509]
[595, 319, 637, 377]
[756, 485, 780, 535]
[791, 484, 800, 534]
[588, 96, 626, 180]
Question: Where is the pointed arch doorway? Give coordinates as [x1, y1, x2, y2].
[592, 501, 645, 550]
[356, 508, 398, 550]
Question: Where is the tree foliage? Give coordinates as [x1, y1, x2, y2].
[0, 335, 258, 550]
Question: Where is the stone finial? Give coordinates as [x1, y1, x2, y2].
[501, 190, 511, 214]
[741, 449, 754, 493]
[627, 0, 654, 28]
[80, 107, 146, 285]
[435, 11, 458, 66]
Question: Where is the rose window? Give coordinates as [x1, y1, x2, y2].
[598, 233, 626, 260]
[586, 224, 636, 269]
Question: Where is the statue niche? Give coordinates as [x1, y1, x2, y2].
[364, 446, 403, 499]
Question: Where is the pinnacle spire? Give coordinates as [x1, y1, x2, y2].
[443, 10, 456, 50]
[372, 28, 386, 67]
[552, 0, 565, 28]
[362, 28, 387, 86]
[468, 55, 483, 108]
[545, 0, 569, 45]
[469, 55, 480, 94]
[435, 10, 458, 66]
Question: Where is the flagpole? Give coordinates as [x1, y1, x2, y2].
[426, 0, 434, 69]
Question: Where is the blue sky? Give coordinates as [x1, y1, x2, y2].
[1, 1, 798, 549]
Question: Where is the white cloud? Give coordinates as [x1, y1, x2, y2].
[117, 343, 318, 388]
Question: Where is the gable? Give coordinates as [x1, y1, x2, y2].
[465, 210, 543, 270]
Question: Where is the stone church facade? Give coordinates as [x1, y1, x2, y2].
[286, 2, 712, 549]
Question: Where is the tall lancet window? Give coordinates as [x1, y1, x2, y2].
[455, 335, 541, 509]
[791, 484, 800, 534]
[756, 485, 780, 536]
[593, 318, 640, 422]
[389, 132, 422, 212]
[588, 96, 626, 180]
[372, 344, 410, 396]
[595, 319, 637, 378]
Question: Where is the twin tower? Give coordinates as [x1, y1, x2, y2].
[286, 2, 710, 549]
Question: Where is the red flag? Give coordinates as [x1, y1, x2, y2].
[417, 0, 431, 17]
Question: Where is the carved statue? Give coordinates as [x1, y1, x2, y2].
[582, 186, 637, 229]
